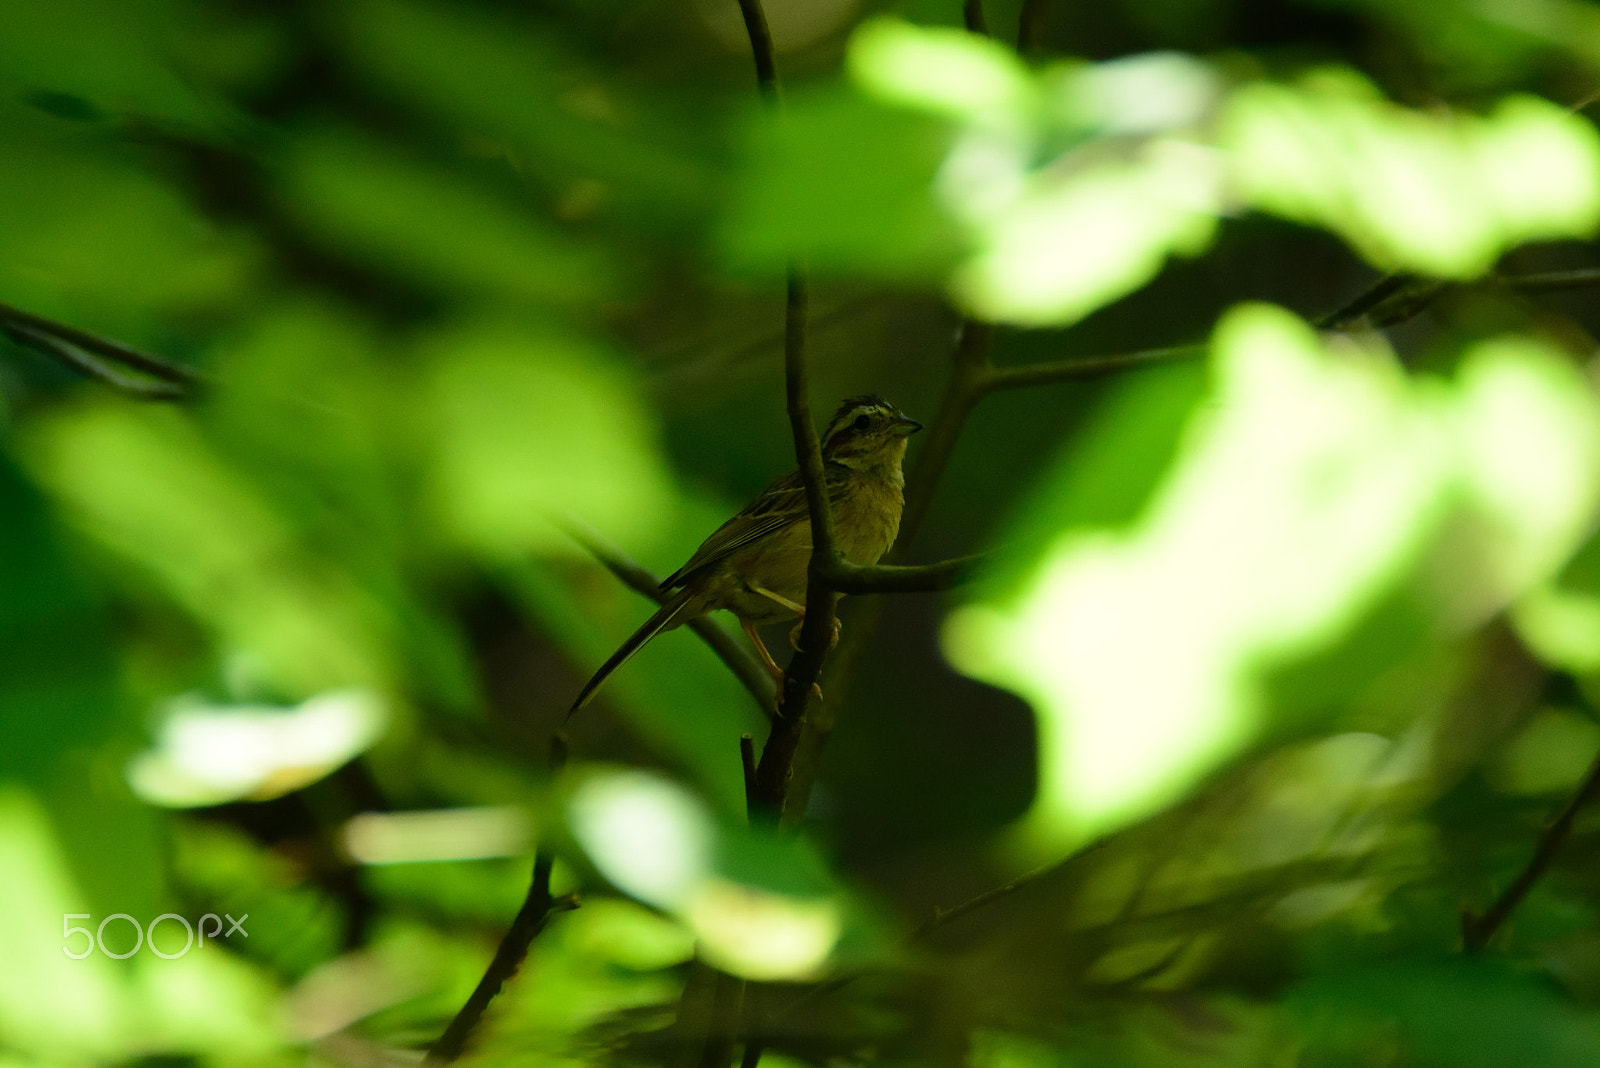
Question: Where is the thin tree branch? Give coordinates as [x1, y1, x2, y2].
[895, 319, 994, 559]
[1017, 0, 1049, 54]
[983, 343, 1205, 392]
[1314, 273, 1419, 330]
[777, 318, 992, 827]
[740, 733, 758, 817]
[963, 0, 988, 35]
[0, 300, 199, 386]
[1499, 267, 1600, 295]
[751, 273, 830, 821]
[821, 553, 987, 594]
[1462, 743, 1600, 952]
[907, 865, 1050, 941]
[734, 0, 778, 100]
[3, 323, 190, 400]
[426, 735, 575, 1064]
[559, 517, 776, 715]
[1315, 268, 1600, 333]
[724, 8, 811, 1068]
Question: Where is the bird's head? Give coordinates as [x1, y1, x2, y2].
[821, 394, 922, 478]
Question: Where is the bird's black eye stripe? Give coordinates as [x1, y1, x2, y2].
[852, 413, 871, 431]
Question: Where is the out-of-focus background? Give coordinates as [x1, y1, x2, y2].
[8, 0, 1600, 1065]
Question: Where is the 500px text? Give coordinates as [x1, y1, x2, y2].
[63, 913, 248, 959]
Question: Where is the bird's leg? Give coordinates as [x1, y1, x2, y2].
[745, 582, 842, 652]
[740, 617, 784, 683]
[741, 598, 825, 703]
[790, 615, 842, 652]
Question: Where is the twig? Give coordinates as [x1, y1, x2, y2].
[0, 300, 198, 386]
[559, 517, 776, 714]
[820, 553, 987, 594]
[896, 319, 993, 559]
[776, 318, 992, 825]
[760, 863, 1054, 1030]
[722, 8, 809, 1068]
[740, 734, 758, 817]
[1462, 743, 1600, 951]
[907, 865, 1049, 940]
[734, 0, 779, 100]
[1499, 267, 1600, 295]
[698, 972, 747, 1068]
[3, 323, 190, 400]
[777, 267, 838, 690]
[1315, 268, 1600, 333]
[1314, 273, 1419, 330]
[425, 735, 574, 1064]
[1017, 0, 1049, 54]
[982, 344, 1205, 392]
[963, 0, 988, 35]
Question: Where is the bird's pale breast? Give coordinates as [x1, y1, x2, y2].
[697, 475, 904, 625]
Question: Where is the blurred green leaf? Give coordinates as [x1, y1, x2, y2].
[1222, 75, 1600, 277]
[567, 768, 845, 980]
[419, 318, 676, 559]
[947, 304, 1600, 855]
[335, 0, 717, 225]
[21, 399, 399, 697]
[277, 127, 620, 307]
[0, 0, 226, 128]
[721, 85, 967, 279]
[1292, 960, 1600, 1068]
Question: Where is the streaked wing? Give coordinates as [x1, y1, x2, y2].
[661, 466, 847, 590]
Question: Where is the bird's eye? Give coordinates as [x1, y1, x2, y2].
[852, 414, 871, 431]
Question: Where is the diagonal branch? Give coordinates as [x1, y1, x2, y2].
[821, 553, 987, 594]
[963, 0, 988, 35]
[1462, 742, 1600, 952]
[1, 299, 200, 398]
[425, 735, 576, 1064]
[1017, 0, 1050, 54]
[731, 0, 832, 820]
[559, 518, 776, 714]
[982, 343, 1205, 392]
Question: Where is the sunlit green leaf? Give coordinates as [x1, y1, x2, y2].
[419, 319, 676, 558]
[947, 304, 1600, 855]
[336, 0, 715, 223]
[127, 689, 388, 808]
[1222, 75, 1600, 276]
[722, 86, 967, 279]
[566, 768, 843, 980]
[848, 18, 1034, 123]
[21, 400, 397, 696]
[278, 127, 620, 306]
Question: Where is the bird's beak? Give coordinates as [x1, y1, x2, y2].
[894, 415, 924, 436]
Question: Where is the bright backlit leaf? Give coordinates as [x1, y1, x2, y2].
[420, 320, 676, 558]
[22, 401, 398, 696]
[1223, 77, 1600, 276]
[127, 689, 388, 808]
[947, 304, 1600, 855]
[566, 769, 844, 980]
[279, 127, 619, 306]
[568, 770, 714, 911]
[848, 18, 1033, 123]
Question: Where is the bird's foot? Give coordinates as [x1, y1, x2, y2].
[774, 674, 824, 717]
[788, 615, 842, 651]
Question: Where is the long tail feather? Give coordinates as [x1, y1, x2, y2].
[567, 589, 696, 720]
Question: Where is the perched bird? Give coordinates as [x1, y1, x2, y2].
[569, 394, 922, 717]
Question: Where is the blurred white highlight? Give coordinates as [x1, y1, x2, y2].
[342, 807, 531, 864]
[127, 688, 386, 808]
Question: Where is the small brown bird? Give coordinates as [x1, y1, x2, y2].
[569, 395, 922, 717]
